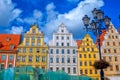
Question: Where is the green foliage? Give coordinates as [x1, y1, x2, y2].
[93, 60, 110, 69]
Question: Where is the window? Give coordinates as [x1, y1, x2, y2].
[109, 56, 112, 61]
[62, 67, 65, 71]
[116, 36, 118, 39]
[17, 56, 20, 61]
[80, 62, 82, 66]
[67, 49, 70, 54]
[56, 49, 59, 54]
[108, 49, 110, 53]
[89, 61, 92, 66]
[73, 50, 76, 54]
[84, 61, 87, 66]
[87, 48, 89, 51]
[67, 43, 70, 46]
[95, 70, 97, 74]
[112, 35, 114, 39]
[67, 58, 70, 63]
[85, 70, 87, 74]
[22, 56, 26, 62]
[92, 48, 94, 51]
[83, 48, 85, 51]
[79, 54, 82, 58]
[68, 67, 70, 73]
[29, 56, 32, 62]
[115, 57, 118, 61]
[42, 49, 45, 53]
[62, 49, 64, 54]
[1, 64, 4, 70]
[84, 54, 86, 58]
[26, 37, 29, 40]
[50, 58, 53, 63]
[50, 49, 53, 54]
[50, 67, 53, 71]
[104, 49, 106, 53]
[32, 29, 36, 33]
[38, 36, 40, 40]
[2, 55, 6, 60]
[89, 54, 91, 58]
[61, 29, 64, 32]
[110, 65, 113, 71]
[116, 65, 119, 71]
[80, 70, 83, 74]
[23, 48, 26, 53]
[62, 58, 64, 63]
[61, 36, 64, 40]
[87, 43, 89, 46]
[90, 70, 92, 74]
[36, 56, 39, 62]
[38, 43, 40, 46]
[94, 54, 96, 58]
[26, 42, 29, 46]
[56, 67, 59, 71]
[73, 58, 76, 63]
[114, 49, 116, 53]
[61, 43, 64, 46]
[9, 55, 13, 61]
[36, 48, 40, 53]
[10, 44, 14, 49]
[42, 57, 45, 62]
[113, 42, 115, 46]
[32, 36, 35, 40]
[18, 48, 21, 52]
[29, 48, 32, 53]
[32, 42, 35, 46]
[56, 42, 59, 46]
[8, 64, 12, 68]
[67, 37, 69, 40]
[107, 42, 109, 46]
[56, 58, 59, 63]
[73, 67, 76, 74]
[56, 36, 59, 40]
[86, 39, 89, 41]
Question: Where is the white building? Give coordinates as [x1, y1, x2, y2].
[48, 23, 78, 75]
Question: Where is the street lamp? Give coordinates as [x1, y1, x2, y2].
[82, 8, 111, 80]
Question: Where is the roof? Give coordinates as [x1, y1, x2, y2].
[76, 40, 82, 48]
[0, 34, 21, 50]
[96, 30, 106, 46]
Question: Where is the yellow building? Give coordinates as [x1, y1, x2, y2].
[77, 34, 100, 80]
[16, 25, 48, 71]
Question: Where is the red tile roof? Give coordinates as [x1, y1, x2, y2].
[0, 34, 21, 50]
[76, 40, 82, 48]
[96, 30, 106, 46]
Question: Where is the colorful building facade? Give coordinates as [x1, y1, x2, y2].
[48, 23, 78, 75]
[16, 25, 48, 70]
[101, 24, 120, 80]
[0, 34, 20, 70]
[77, 34, 100, 80]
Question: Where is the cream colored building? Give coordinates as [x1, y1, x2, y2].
[16, 25, 48, 70]
[101, 24, 120, 80]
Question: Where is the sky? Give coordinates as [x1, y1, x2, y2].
[0, 0, 120, 42]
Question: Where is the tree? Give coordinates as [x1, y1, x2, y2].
[93, 60, 110, 69]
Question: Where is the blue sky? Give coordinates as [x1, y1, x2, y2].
[0, 0, 119, 42]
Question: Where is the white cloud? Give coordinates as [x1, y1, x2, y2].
[43, 0, 104, 40]
[18, 9, 43, 25]
[6, 26, 23, 34]
[0, 0, 22, 27]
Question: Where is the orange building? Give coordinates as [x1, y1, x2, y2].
[0, 34, 21, 70]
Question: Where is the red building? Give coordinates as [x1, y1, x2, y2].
[0, 34, 20, 70]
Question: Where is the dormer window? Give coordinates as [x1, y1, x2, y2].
[10, 44, 14, 49]
[32, 29, 36, 33]
[6, 37, 11, 42]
